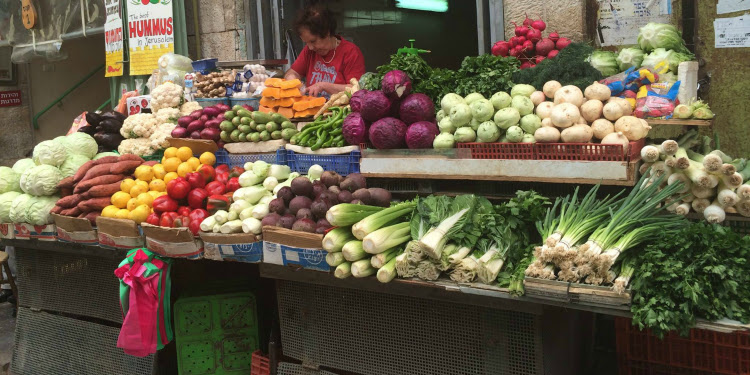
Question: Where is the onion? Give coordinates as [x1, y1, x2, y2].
[601, 132, 630, 155]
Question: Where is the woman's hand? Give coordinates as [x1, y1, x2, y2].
[304, 82, 330, 97]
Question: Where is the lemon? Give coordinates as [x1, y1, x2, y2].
[136, 192, 154, 208]
[152, 164, 167, 180]
[126, 198, 138, 211]
[149, 179, 166, 192]
[163, 157, 182, 173]
[115, 209, 130, 220]
[177, 162, 193, 177]
[163, 147, 178, 159]
[186, 157, 201, 171]
[134, 165, 154, 182]
[148, 191, 162, 200]
[130, 184, 149, 198]
[128, 204, 151, 224]
[176, 146, 193, 162]
[101, 205, 119, 218]
[111, 191, 131, 209]
[163, 172, 179, 184]
[120, 178, 136, 194]
[199, 152, 216, 166]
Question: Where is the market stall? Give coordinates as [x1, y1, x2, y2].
[4, 16, 750, 375]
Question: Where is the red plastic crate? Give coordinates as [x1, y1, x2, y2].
[535, 138, 645, 162]
[616, 317, 750, 375]
[455, 142, 535, 160]
[251, 350, 270, 375]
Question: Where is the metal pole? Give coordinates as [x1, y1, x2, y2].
[476, 0, 486, 55]
[0, 26, 105, 48]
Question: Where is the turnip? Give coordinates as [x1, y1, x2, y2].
[541, 118, 554, 127]
[561, 124, 593, 143]
[614, 116, 652, 141]
[553, 85, 584, 107]
[607, 97, 633, 116]
[535, 102, 554, 119]
[601, 132, 630, 155]
[534, 127, 561, 143]
[580, 99, 604, 123]
[550, 103, 580, 128]
[530, 91, 546, 106]
[602, 102, 625, 121]
[591, 119, 615, 140]
[584, 81, 611, 101]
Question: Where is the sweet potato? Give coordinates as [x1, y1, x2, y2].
[74, 174, 126, 194]
[142, 160, 158, 167]
[60, 187, 73, 198]
[87, 182, 122, 198]
[61, 207, 82, 217]
[81, 163, 117, 182]
[83, 212, 100, 225]
[77, 197, 111, 212]
[57, 176, 75, 190]
[51, 205, 63, 215]
[110, 160, 142, 175]
[56, 194, 83, 209]
[73, 160, 96, 183]
[118, 154, 144, 162]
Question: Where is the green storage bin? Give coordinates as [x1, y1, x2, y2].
[175, 291, 260, 375]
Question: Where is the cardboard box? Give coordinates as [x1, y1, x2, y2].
[96, 217, 144, 249]
[126, 95, 151, 115]
[166, 138, 218, 155]
[142, 223, 203, 259]
[52, 214, 97, 244]
[0, 223, 14, 239]
[14, 223, 57, 241]
[200, 232, 263, 262]
[262, 226, 328, 272]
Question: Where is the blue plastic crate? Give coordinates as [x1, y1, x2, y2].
[229, 97, 260, 110]
[215, 148, 287, 168]
[191, 58, 218, 74]
[195, 97, 230, 108]
[287, 150, 361, 176]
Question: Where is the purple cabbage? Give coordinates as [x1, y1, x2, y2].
[349, 89, 368, 112]
[360, 90, 392, 122]
[381, 70, 412, 100]
[405, 121, 439, 149]
[399, 93, 436, 124]
[368, 117, 407, 149]
[342, 112, 368, 145]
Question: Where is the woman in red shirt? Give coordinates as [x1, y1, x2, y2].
[285, 5, 366, 97]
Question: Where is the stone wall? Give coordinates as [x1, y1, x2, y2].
[0, 63, 34, 167]
[186, 0, 247, 61]
[502, 0, 587, 42]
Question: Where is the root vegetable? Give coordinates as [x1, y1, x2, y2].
[602, 102, 625, 121]
[541, 118, 554, 127]
[580, 100, 604, 123]
[561, 124, 594, 143]
[600, 132, 630, 155]
[591, 119, 614, 140]
[584, 81, 611, 101]
[607, 97, 632, 116]
[614, 116, 651, 141]
[530, 91, 546, 106]
[543, 81, 562, 99]
[535, 102, 554, 119]
[550, 103, 580, 128]
[553, 85, 584, 107]
[534, 127, 561, 143]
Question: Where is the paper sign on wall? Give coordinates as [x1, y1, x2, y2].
[596, 0, 672, 46]
[127, 0, 174, 76]
[714, 14, 750, 48]
[718, 0, 750, 15]
[104, 0, 124, 77]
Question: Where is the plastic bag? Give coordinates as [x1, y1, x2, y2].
[158, 53, 193, 76]
[634, 81, 681, 119]
[67, 112, 90, 135]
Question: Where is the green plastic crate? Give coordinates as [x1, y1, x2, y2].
[175, 291, 260, 375]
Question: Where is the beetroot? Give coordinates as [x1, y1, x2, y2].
[405, 121, 439, 149]
[342, 112, 368, 146]
[360, 91, 392, 123]
[261, 213, 281, 227]
[268, 198, 286, 215]
[312, 182, 327, 198]
[349, 90, 368, 112]
[278, 214, 295, 229]
[399, 93, 435, 125]
[296, 208, 313, 220]
[381, 70, 412, 100]
[291, 177, 313, 198]
[535, 38, 555, 57]
[317, 219, 331, 229]
[368, 117, 407, 149]
[277, 186, 294, 205]
[292, 218, 316, 233]
[311, 198, 331, 220]
[289, 196, 312, 215]
[337, 190, 353, 203]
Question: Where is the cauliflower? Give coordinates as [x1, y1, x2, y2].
[179, 101, 203, 116]
[155, 107, 180, 125]
[149, 123, 177, 150]
[118, 138, 155, 157]
[120, 113, 158, 139]
[150, 82, 184, 112]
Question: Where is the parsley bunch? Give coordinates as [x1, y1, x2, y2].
[630, 223, 750, 338]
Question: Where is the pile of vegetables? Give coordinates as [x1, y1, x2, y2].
[512, 43, 603, 92]
[290, 107, 348, 149]
[79, 111, 126, 153]
[173, 103, 230, 144]
[491, 14, 571, 69]
[344, 70, 440, 149]
[673, 99, 715, 120]
[639, 130, 750, 223]
[218, 108, 296, 144]
[194, 70, 235, 98]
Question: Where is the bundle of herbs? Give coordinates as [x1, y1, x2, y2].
[512, 43, 603, 92]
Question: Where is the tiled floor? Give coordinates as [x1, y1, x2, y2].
[0, 302, 15, 375]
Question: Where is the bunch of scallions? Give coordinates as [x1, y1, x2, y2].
[525, 169, 688, 293]
[639, 129, 750, 223]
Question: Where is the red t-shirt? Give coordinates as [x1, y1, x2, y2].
[291, 37, 366, 89]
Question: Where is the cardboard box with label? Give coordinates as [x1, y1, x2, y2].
[53, 214, 97, 244]
[14, 223, 56, 241]
[142, 223, 203, 259]
[200, 232, 263, 262]
[262, 226, 328, 272]
[96, 217, 145, 249]
[126, 95, 151, 115]
[0, 223, 14, 239]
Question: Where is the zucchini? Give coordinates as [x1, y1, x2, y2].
[239, 133, 248, 142]
[265, 121, 279, 132]
[251, 111, 272, 124]
[255, 124, 266, 132]
[224, 111, 236, 120]
[260, 130, 271, 141]
[240, 117, 251, 125]
[220, 121, 235, 132]
[271, 130, 283, 140]
[281, 121, 295, 130]
[271, 113, 290, 124]
[232, 116, 241, 126]
[230, 129, 241, 142]
[237, 109, 253, 118]
[238, 125, 252, 134]
[232, 105, 244, 113]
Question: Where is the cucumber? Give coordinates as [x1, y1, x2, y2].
[232, 116, 241, 126]
[271, 113, 290, 124]
[239, 125, 252, 134]
[237, 109, 253, 118]
[265, 121, 279, 132]
[249, 133, 261, 142]
[260, 130, 271, 142]
[255, 124, 266, 132]
[220, 130, 231, 142]
[239, 133, 248, 142]
[230, 129, 241, 142]
[281, 128, 298, 140]
[240, 117, 251, 125]
[224, 111, 236, 120]
[249, 120, 257, 128]
[251, 111, 272, 124]
[220, 121, 235, 132]
[281, 121, 295, 130]
[271, 130, 282, 140]
[232, 105, 244, 113]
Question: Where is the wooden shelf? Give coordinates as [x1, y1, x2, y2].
[646, 119, 712, 126]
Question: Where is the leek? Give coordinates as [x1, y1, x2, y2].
[716, 180, 739, 208]
[351, 258, 376, 278]
[416, 261, 440, 281]
[596, 218, 684, 274]
[723, 172, 743, 189]
[377, 256, 398, 283]
[335, 262, 352, 279]
[448, 246, 472, 265]
[352, 202, 415, 240]
[672, 148, 690, 170]
[326, 252, 345, 267]
[342, 240, 368, 261]
[438, 244, 459, 271]
[322, 226, 355, 253]
[685, 160, 718, 188]
[326, 204, 385, 227]
[691, 198, 710, 213]
[640, 145, 660, 163]
[736, 200, 750, 217]
[667, 172, 691, 193]
[675, 202, 691, 216]
[418, 208, 469, 259]
[613, 258, 635, 294]
[721, 163, 737, 176]
[371, 247, 399, 269]
[395, 253, 416, 278]
[704, 200, 726, 223]
[362, 222, 411, 254]
[737, 184, 750, 200]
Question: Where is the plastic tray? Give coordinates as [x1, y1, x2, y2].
[230, 97, 260, 110]
[250, 351, 270, 375]
[195, 97, 230, 108]
[535, 138, 645, 162]
[192, 58, 218, 74]
[615, 317, 750, 375]
[456, 142, 536, 160]
[286, 150, 361, 176]
[215, 148, 287, 168]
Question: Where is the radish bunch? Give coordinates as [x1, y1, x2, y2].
[491, 14, 571, 69]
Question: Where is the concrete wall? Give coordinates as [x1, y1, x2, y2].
[186, 0, 247, 61]
[502, 0, 587, 43]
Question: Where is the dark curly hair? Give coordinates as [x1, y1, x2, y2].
[293, 4, 337, 38]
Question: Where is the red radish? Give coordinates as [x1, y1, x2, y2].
[491, 41, 511, 57]
[535, 55, 546, 64]
[534, 38, 555, 57]
[509, 46, 522, 58]
[547, 50, 559, 59]
[556, 37, 571, 50]
[527, 28, 542, 43]
[520, 61, 533, 69]
[531, 18, 547, 31]
[522, 40, 534, 52]
[513, 22, 526, 37]
[517, 36, 527, 45]
[522, 13, 532, 27]
[510, 36, 520, 48]
[549, 31, 560, 42]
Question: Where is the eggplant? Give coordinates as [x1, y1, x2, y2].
[94, 131, 125, 150]
[85, 112, 103, 126]
[102, 111, 126, 122]
[78, 125, 97, 135]
[99, 118, 122, 133]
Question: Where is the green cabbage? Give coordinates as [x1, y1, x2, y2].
[10, 193, 33, 223]
[59, 154, 90, 178]
[616, 47, 646, 71]
[33, 140, 67, 167]
[20, 165, 63, 196]
[94, 152, 119, 160]
[637, 23, 691, 54]
[12, 158, 36, 174]
[494, 107, 520, 130]
[453, 127, 477, 143]
[506, 126, 524, 143]
[477, 121, 501, 143]
[0, 192, 21, 222]
[590, 50, 620, 77]
[0, 167, 20, 194]
[490, 92, 512, 110]
[433, 133, 455, 149]
[470, 99, 494, 122]
[642, 48, 693, 73]
[27, 195, 59, 225]
[65, 132, 98, 159]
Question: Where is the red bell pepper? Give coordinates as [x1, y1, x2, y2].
[215, 164, 229, 175]
[187, 188, 209, 209]
[153, 195, 179, 214]
[146, 212, 160, 226]
[159, 212, 179, 227]
[207, 194, 231, 214]
[228, 166, 245, 178]
[188, 221, 202, 235]
[188, 209, 209, 235]
[215, 171, 229, 185]
[173, 215, 191, 228]
[197, 165, 216, 183]
[166, 177, 191, 200]
[185, 172, 206, 189]
[177, 206, 192, 217]
[205, 180, 226, 196]
[225, 177, 241, 193]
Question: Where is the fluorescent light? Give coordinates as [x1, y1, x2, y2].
[396, 0, 448, 12]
